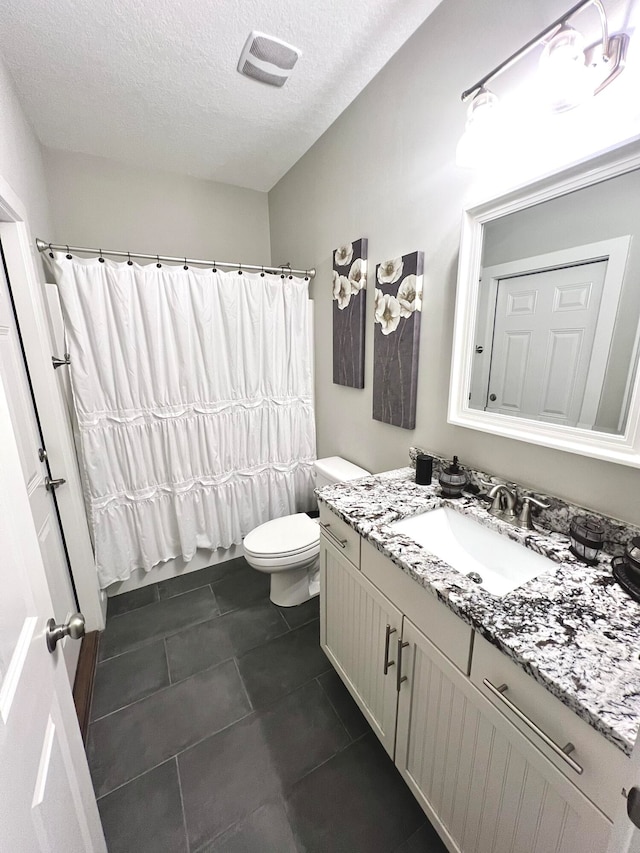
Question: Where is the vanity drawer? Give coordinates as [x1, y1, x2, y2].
[471, 633, 628, 819]
[318, 504, 361, 569]
[361, 538, 473, 674]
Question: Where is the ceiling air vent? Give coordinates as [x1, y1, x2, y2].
[237, 32, 301, 87]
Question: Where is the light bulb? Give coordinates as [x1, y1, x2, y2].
[456, 88, 501, 168]
[539, 24, 592, 112]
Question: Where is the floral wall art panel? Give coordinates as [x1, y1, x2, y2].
[373, 251, 423, 429]
[332, 238, 368, 388]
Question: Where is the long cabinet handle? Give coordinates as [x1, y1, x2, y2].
[397, 639, 409, 692]
[383, 625, 396, 674]
[319, 522, 348, 550]
[483, 679, 583, 775]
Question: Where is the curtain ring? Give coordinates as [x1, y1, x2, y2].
[127, 252, 133, 266]
[156, 254, 162, 268]
[98, 248, 105, 263]
[238, 262, 243, 276]
[280, 266, 285, 279]
[66, 245, 72, 259]
[304, 269, 309, 281]
[212, 260, 217, 273]
[183, 257, 188, 270]
[48, 242, 54, 258]
[260, 265, 265, 278]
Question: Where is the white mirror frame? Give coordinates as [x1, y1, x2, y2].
[448, 141, 640, 468]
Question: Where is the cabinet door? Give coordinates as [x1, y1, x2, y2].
[396, 617, 611, 853]
[320, 536, 401, 757]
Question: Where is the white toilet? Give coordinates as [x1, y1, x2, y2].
[243, 457, 370, 606]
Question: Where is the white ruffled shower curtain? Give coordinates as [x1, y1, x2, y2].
[51, 254, 316, 589]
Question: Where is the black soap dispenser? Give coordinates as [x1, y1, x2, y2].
[439, 456, 467, 498]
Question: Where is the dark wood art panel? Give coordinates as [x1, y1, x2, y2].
[373, 251, 423, 429]
[332, 238, 368, 388]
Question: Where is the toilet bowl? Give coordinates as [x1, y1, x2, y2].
[243, 457, 370, 607]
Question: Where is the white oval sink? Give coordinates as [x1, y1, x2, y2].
[391, 506, 557, 597]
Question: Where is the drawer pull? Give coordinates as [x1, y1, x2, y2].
[319, 522, 348, 550]
[383, 624, 396, 674]
[397, 639, 409, 692]
[483, 679, 583, 775]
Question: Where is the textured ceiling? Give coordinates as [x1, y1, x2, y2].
[0, 0, 444, 191]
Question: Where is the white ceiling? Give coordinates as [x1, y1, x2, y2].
[0, 0, 443, 191]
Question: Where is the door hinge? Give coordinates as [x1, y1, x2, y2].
[45, 476, 66, 491]
[52, 353, 70, 369]
[38, 447, 47, 462]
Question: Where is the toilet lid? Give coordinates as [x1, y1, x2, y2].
[244, 513, 319, 558]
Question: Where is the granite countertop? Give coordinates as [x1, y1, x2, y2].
[317, 467, 640, 756]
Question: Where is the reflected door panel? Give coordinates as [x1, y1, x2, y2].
[484, 261, 607, 426]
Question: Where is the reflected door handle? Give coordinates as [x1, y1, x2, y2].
[46, 612, 85, 652]
[628, 786, 640, 829]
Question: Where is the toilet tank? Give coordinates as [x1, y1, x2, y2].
[314, 456, 370, 489]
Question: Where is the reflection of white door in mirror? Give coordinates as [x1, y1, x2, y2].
[449, 142, 640, 467]
[471, 236, 630, 430]
[477, 261, 607, 426]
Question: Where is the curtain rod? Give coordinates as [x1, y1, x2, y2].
[35, 238, 316, 279]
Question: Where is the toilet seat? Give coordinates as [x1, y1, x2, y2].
[243, 513, 320, 562]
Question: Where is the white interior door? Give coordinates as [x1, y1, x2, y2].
[486, 261, 608, 426]
[0, 363, 105, 851]
[0, 246, 79, 682]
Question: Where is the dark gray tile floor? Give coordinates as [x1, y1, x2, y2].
[89, 557, 446, 852]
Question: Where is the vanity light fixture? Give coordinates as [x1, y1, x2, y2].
[458, 0, 629, 162]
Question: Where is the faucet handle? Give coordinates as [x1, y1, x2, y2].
[518, 495, 551, 530]
[522, 495, 550, 510]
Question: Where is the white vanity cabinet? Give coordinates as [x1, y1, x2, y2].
[319, 522, 619, 853]
[320, 537, 401, 757]
[396, 617, 611, 853]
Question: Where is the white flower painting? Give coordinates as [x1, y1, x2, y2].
[373, 251, 424, 430]
[333, 271, 352, 310]
[334, 244, 354, 267]
[397, 274, 422, 317]
[377, 257, 404, 285]
[332, 238, 368, 388]
[375, 293, 402, 336]
[348, 258, 367, 293]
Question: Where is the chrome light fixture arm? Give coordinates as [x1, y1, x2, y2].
[461, 0, 624, 103]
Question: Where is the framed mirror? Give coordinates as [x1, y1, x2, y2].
[448, 142, 640, 467]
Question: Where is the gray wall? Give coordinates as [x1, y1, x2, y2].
[0, 57, 51, 237]
[43, 148, 272, 264]
[268, 0, 640, 526]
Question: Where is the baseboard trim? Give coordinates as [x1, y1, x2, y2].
[73, 631, 99, 743]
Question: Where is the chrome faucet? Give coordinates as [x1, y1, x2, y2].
[481, 481, 550, 530]
[486, 482, 518, 519]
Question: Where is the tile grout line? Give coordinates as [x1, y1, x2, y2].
[314, 674, 358, 744]
[174, 755, 191, 853]
[163, 636, 172, 685]
[98, 609, 222, 664]
[90, 655, 238, 723]
[95, 707, 257, 802]
[93, 605, 311, 720]
[92, 658, 336, 800]
[232, 656, 254, 712]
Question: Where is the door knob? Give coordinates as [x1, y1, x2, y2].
[46, 612, 85, 653]
[489, 393, 497, 401]
[627, 786, 640, 829]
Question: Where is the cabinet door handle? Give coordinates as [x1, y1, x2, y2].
[319, 522, 348, 549]
[397, 639, 409, 692]
[483, 679, 583, 775]
[383, 625, 396, 674]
